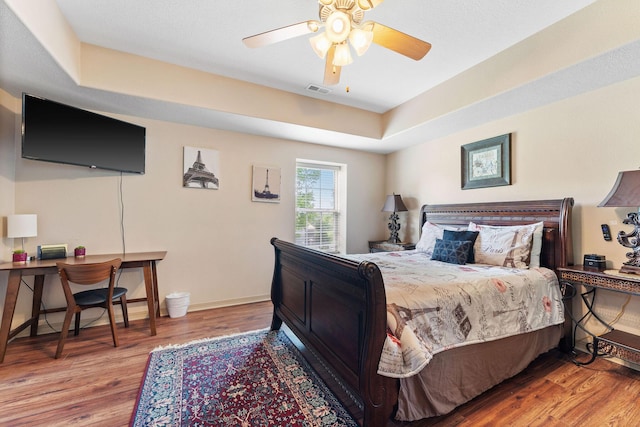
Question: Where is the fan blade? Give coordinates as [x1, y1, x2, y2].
[369, 22, 431, 60]
[243, 21, 319, 48]
[357, 0, 384, 10]
[323, 46, 341, 86]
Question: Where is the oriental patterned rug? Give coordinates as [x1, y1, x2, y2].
[130, 328, 358, 427]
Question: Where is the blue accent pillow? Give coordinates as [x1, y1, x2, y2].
[431, 239, 472, 265]
[443, 230, 479, 263]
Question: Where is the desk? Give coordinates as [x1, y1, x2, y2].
[0, 251, 166, 363]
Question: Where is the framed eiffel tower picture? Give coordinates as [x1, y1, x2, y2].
[252, 165, 281, 203]
[183, 146, 220, 190]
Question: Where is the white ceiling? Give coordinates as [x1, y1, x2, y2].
[52, 0, 596, 113]
[3, 0, 637, 154]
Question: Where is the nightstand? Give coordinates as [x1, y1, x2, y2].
[368, 240, 415, 253]
[557, 265, 640, 366]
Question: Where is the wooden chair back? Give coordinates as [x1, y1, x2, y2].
[57, 258, 122, 287]
[54, 258, 124, 359]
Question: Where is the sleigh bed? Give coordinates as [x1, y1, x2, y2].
[269, 198, 574, 426]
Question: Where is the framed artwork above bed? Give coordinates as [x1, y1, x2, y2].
[461, 133, 511, 189]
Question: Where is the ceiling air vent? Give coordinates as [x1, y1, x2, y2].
[306, 84, 331, 95]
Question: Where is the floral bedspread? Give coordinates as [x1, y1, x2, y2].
[345, 250, 564, 378]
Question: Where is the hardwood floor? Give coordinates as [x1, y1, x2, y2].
[1, 301, 638, 426]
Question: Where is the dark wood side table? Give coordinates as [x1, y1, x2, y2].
[368, 240, 415, 253]
[557, 265, 640, 365]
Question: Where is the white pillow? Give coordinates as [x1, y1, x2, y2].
[528, 222, 545, 268]
[416, 221, 465, 256]
[468, 221, 541, 268]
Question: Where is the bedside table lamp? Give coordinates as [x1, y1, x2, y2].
[382, 194, 408, 243]
[599, 170, 640, 274]
[7, 214, 38, 252]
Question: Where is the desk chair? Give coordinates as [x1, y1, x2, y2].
[55, 258, 129, 359]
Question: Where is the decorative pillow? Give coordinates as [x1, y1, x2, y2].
[443, 230, 480, 263]
[431, 239, 472, 265]
[468, 222, 539, 268]
[415, 221, 466, 256]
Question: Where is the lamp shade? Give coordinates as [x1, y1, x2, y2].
[598, 170, 640, 207]
[349, 28, 373, 56]
[7, 214, 37, 238]
[310, 32, 331, 59]
[381, 194, 408, 213]
[333, 43, 353, 66]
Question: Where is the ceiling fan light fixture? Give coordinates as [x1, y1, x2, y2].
[333, 43, 353, 66]
[357, 0, 374, 10]
[243, 0, 431, 86]
[348, 28, 373, 56]
[307, 21, 320, 33]
[310, 32, 332, 59]
[325, 11, 351, 43]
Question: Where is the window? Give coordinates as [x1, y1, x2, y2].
[295, 160, 346, 253]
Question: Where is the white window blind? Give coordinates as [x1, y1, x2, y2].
[295, 161, 343, 253]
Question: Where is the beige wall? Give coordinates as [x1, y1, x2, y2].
[0, 92, 18, 317]
[386, 75, 640, 360]
[0, 92, 18, 232]
[1, 90, 386, 332]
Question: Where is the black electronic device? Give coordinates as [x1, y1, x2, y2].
[601, 224, 612, 241]
[37, 244, 68, 260]
[584, 254, 606, 271]
[21, 93, 146, 174]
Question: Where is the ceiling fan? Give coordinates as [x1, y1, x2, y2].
[242, 0, 432, 86]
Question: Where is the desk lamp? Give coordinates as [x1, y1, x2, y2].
[599, 170, 640, 274]
[7, 214, 38, 252]
[382, 194, 408, 243]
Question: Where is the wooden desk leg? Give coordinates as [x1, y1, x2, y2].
[142, 262, 157, 336]
[30, 275, 45, 337]
[0, 270, 23, 363]
[152, 261, 160, 318]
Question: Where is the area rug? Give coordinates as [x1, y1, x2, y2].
[130, 328, 358, 426]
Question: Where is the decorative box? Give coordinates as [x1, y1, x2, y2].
[584, 254, 606, 271]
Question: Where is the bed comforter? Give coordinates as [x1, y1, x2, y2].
[346, 250, 564, 378]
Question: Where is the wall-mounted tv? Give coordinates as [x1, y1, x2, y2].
[21, 93, 146, 174]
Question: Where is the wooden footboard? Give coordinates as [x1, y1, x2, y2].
[269, 238, 397, 426]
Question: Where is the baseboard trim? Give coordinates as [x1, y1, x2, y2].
[171, 295, 270, 317]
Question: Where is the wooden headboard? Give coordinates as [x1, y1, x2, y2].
[419, 198, 574, 271]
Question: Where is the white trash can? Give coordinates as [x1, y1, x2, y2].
[165, 292, 190, 318]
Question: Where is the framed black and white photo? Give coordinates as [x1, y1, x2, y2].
[461, 134, 511, 190]
[252, 165, 281, 203]
[183, 146, 220, 189]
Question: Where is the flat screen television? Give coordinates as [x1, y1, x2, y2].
[21, 93, 146, 174]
